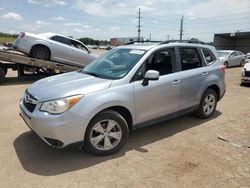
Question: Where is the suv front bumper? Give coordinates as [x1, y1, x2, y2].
[19, 98, 87, 148]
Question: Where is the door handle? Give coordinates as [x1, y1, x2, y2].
[172, 80, 181, 85]
[202, 72, 208, 76]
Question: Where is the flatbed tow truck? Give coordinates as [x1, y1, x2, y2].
[0, 49, 83, 83]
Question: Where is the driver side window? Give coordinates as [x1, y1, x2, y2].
[133, 48, 175, 81]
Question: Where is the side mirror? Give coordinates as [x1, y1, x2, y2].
[142, 70, 159, 86]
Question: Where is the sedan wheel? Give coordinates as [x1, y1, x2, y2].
[85, 110, 129, 156]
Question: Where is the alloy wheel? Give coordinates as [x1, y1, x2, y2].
[90, 119, 122, 151]
[203, 93, 216, 115]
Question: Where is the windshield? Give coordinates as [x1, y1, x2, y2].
[81, 48, 146, 79]
[217, 51, 231, 57]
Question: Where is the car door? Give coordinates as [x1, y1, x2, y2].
[178, 47, 208, 110]
[70, 40, 95, 66]
[132, 48, 181, 124]
[229, 52, 239, 66]
[49, 36, 73, 63]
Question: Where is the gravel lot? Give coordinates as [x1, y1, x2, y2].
[0, 61, 249, 187]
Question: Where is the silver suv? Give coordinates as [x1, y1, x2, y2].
[19, 41, 226, 155]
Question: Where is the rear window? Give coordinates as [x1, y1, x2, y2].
[179, 48, 203, 70]
[201, 48, 216, 65]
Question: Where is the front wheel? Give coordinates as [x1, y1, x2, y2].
[195, 89, 218, 119]
[84, 110, 129, 156]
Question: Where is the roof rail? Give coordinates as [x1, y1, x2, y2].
[160, 40, 205, 45]
[125, 41, 162, 45]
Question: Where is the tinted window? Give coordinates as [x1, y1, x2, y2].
[133, 48, 174, 81]
[180, 48, 202, 70]
[50, 36, 71, 45]
[236, 51, 244, 56]
[71, 40, 88, 52]
[231, 52, 237, 57]
[202, 48, 216, 64]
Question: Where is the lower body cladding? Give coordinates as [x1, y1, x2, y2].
[19, 99, 87, 148]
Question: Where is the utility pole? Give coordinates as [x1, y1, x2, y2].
[166, 35, 170, 40]
[149, 32, 151, 41]
[180, 15, 184, 41]
[137, 8, 142, 41]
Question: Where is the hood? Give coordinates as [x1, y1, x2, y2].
[27, 71, 113, 102]
[243, 62, 250, 71]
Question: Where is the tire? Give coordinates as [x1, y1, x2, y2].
[30, 45, 50, 60]
[84, 110, 129, 156]
[195, 89, 218, 119]
[224, 61, 228, 68]
[0, 67, 5, 83]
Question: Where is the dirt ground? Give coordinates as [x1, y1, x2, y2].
[0, 59, 249, 187]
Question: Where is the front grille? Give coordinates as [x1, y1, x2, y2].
[23, 91, 37, 113]
[245, 71, 250, 77]
[23, 99, 36, 112]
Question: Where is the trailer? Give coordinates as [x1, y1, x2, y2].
[0, 49, 83, 83]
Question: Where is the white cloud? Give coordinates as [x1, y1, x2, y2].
[0, 7, 5, 11]
[27, 0, 66, 7]
[74, 0, 132, 17]
[36, 20, 51, 27]
[73, 28, 84, 33]
[27, 0, 39, 4]
[110, 26, 120, 32]
[53, 0, 66, 6]
[1, 12, 22, 21]
[65, 22, 82, 26]
[52, 16, 66, 21]
[82, 25, 91, 29]
[21, 24, 38, 32]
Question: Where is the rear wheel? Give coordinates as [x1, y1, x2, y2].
[30, 45, 50, 60]
[84, 110, 129, 156]
[224, 61, 228, 68]
[195, 89, 217, 118]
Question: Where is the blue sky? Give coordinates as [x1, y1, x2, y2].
[0, 0, 250, 42]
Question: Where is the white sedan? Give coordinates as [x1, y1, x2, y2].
[217, 50, 246, 68]
[14, 32, 97, 67]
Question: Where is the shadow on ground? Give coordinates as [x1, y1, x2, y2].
[14, 111, 222, 176]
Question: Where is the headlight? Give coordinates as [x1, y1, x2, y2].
[40, 95, 83, 114]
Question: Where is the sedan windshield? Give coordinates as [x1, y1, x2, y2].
[217, 51, 231, 57]
[81, 48, 146, 79]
